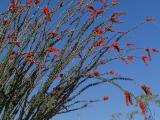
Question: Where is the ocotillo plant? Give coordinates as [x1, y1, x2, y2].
[0, 0, 158, 120]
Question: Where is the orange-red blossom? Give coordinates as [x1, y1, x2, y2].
[138, 102, 146, 115]
[124, 91, 133, 106]
[140, 83, 152, 96]
[43, 6, 51, 21]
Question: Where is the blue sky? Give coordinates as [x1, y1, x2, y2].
[0, 0, 160, 120]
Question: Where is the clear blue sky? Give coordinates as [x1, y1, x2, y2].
[0, 0, 160, 120]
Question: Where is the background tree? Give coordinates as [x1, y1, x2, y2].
[0, 0, 159, 120]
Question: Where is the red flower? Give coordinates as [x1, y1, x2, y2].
[112, 0, 118, 5]
[125, 42, 135, 46]
[47, 47, 60, 52]
[24, 57, 35, 63]
[111, 41, 118, 47]
[87, 5, 96, 15]
[145, 48, 151, 60]
[26, 0, 32, 6]
[18, 51, 34, 55]
[93, 70, 100, 76]
[87, 5, 104, 15]
[110, 12, 126, 23]
[87, 5, 94, 10]
[110, 14, 117, 23]
[9, 0, 15, 12]
[93, 28, 103, 36]
[49, 30, 57, 37]
[152, 48, 159, 53]
[99, 38, 105, 44]
[108, 70, 120, 77]
[93, 38, 105, 47]
[43, 6, 51, 21]
[140, 83, 152, 96]
[2, 19, 9, 25]
[138, 102, 146, 115]
[89, 9, 97, 15]
[127, 56, 134, 62]
[108, 70, 115, 75]
[124, 91, 133, 106]
[102, 96, 109, 101]
[111, 41, 120, 52]
[141, 56, 148, 65]
[34, 0, 39, 4]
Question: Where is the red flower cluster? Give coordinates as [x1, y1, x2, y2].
[110, 12, 126, 23]
[141, 56, 148, 65]
[111, 41, 120, 52]
[43, 6, 51, 21]
[141, 48, 159, 64]
[26, 0, 32, 6]
[93, 38, 105, 47]
[152, 48, 159, 53]
[87, 5, 104, 15]
[47, 47, 60, 52]
[138, 102, 146, 114]
[127, 56, 134, 62]
[112, 0, 118, 5]
[124, 91, 133, 106]
[102, 96, 109, 101]
[145, 48, 151, 60]
[93, 28, 103, 36]
[108, 70, 115, 75]
[108, 70, 120, 77]
[93, 70, 100, 76]
[49, 30, 58, 38]
[140, 83, 152, 96]
[2, 19, 9, 25]
[18, 51, 34, 55]
[77, 0, 104, 15]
